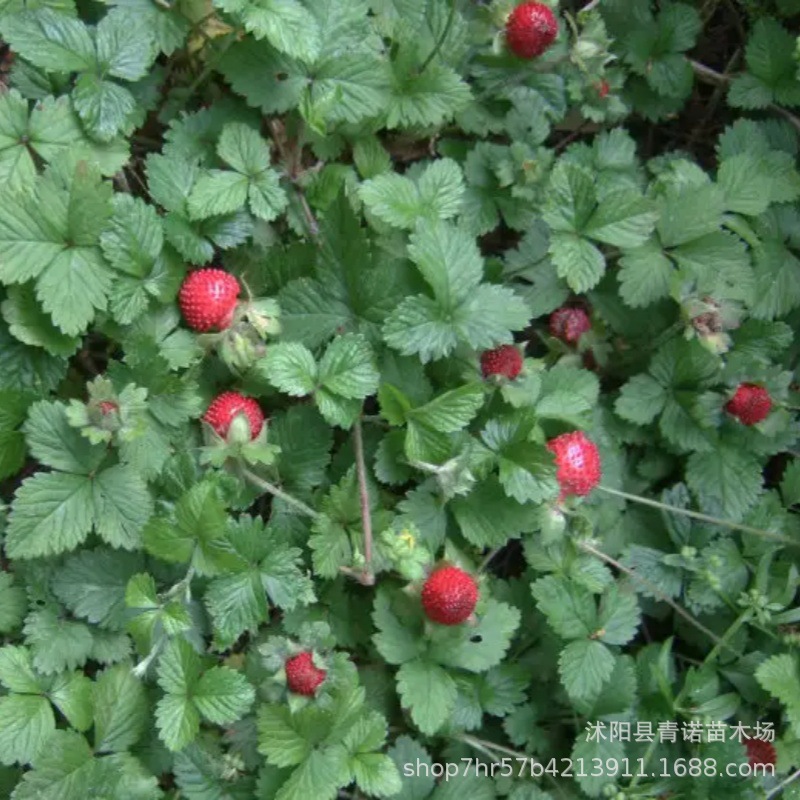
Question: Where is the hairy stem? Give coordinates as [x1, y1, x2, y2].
[353, 419, 376, 586]
[597, 485, 797, 547]
[767, 766, 800, 799]
[241, 468, 321, 520]
[690, 59, 800, 135]
[458, 734, 533, 762]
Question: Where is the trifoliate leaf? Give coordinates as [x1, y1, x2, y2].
[205, 516, 314, 648]
[450, 477, 536, 548]
[617, 240, 673, 308]
[396, 658, 457, 736]
[92, 464, 153, 550]
[359, 158, 464, 229]
[686, 445, 763, 522]
[2, 284, 82, 356]
[386, 57, 470, 129]
[1, 9, 96, 73]
[23, 608, 94, 675]
[193, 667, 255, 725]
[372, 588, 425, 666]
[224, 0, 322, 63]
[429, 600, 521, 673]
[596, 584, 641, 645]
[407, 383, 484, 434]
[93, 664, 149, 753]
[257, 703, 316, 768]
[531, 576, 596, 640]
[6, 472, 95, 559]
[47, 671, 94, 733]
[656, 182, 725, 248]
[143, 481, 232, 576]
[344, 713, 401, 798]
[559, 639, 615, 702]
[615, 374, 667, 425]
[0, 574, 27, 634]
[755, 653, 800, 736]
[72, 74, 138, 142]
[24, 400, 105, 474]
[0, 694, 54, 766]
[52, 548, 142, 630]
[317, 334, 380, 400]
[729, 18, 800, 109]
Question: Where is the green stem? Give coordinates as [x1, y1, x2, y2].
[767, 766, 800, 799]
[241, 468, 321, 520]
[478, 547, 501, 573]
[418, 0, 457, 76]
[459, 735, 503, 763]
[162, 565, 196, 603]
[352, 419, 376, 587]
[597, 485, 798, 547]
[458, 734, 531, 762]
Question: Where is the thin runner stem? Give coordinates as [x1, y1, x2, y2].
[353, 419, 376, 586]
[597, 485, 798, 547]
[579, 541, 736, 655]
[241, 468, 321, 520]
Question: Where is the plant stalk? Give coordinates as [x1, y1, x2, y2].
[352, 419, 376, 586]
[597, 485, 798, 547]
[241, 468, 321, 520]
[418, 0, 457, 75]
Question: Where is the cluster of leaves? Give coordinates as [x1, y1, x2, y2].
[0, 0, 800, 799]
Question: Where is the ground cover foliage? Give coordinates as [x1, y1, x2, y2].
[0, 0, 800, 797]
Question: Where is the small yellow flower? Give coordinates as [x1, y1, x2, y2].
[399, 529, 416, 549]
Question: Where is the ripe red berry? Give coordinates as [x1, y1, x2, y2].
[549, 307, 591, 344]
[744, 738, 777, 769]
[547, 431, 601, 499]
[178, 268, 240, 332]
[203, 392, 264, 439]
[285, 651, 326, 696]
[596, 80, 610, 99]
[421, 566, 479, 626]
[480, 344, 523, 380]
[505, 2, 559, 60]
[725, 383, 772, 425]
[98, 401, 118, 415]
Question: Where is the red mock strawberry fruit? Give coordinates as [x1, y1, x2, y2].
[725, 383, 772, 425]
[285, 651, 326, 696]
[421, 566, 479, 625]
[480, 345, 523, 380]
[179, 268, 241, 332]
[549, 307, 591, 344]
[98, 401, 118, 415]
[505, 2, 559, 60]
[596, 80, 610, 99]
[547, 431, 601, 499]
[744, 738, 777, 769]
[203, 392, 264, 440]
